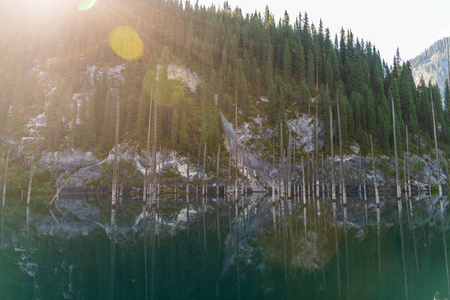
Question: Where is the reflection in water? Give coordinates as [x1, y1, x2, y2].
[272, 203, 277, 246]
[344, 205, 349, 300]
[3, 194, 450, 299]
[377, 205, 381, 280]
[110, 206, 116, 300]
[333, 199, 342, 299]
[398, 199, 409, 300]
[143, 203, 148, 300]
[440, 198, 450, 295]
[1, 150, 9, 247]
[1, 199, 4, 246]
[203, 196, 207, 251]
[216, 199, 221, 249]
[235, 202, 240, 300]
[409, 194, 419, 275]
[186, 195, 190, 237]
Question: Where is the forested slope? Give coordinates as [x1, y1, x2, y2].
[410, 37, 450, 106]
[1, 0, 450, 164]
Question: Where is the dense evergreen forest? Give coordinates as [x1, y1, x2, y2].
[1, 0, 450, 163]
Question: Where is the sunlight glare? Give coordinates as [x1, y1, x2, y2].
[109, 26, 143, 61]
[78, 0, 97, 11]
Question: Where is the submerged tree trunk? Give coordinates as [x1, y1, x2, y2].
[370, 135, 380, 206]
[330, 106, 336, 202]
[2, 150, 10, 209]
[431, 92, 442, 199]
[391, 97, 401, 200]
[187, 153, 190, 195]
[337, 93, 346, 205]
[302, 156, 306, 205]
[203, 143, 207, 196]
[112, 96, 120, 207]
[234, 89, 238, 202]
[152, 102, 158, 207]
[27, 152, 34, 206]
[216, 145, 220, 198]
[406, 125, 411, 197]
[315, 95, 319, 199]
[143, 94, 153, 203]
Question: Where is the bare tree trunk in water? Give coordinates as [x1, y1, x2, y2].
[315, 95, 319, 199]
[112, 96, 120, 207]
[143, 94, 153, 203]
[370, 135, 380, 206]
[27, 152, 34, 206]
[431, 92, 442, 199]
[2, 150, 10, 208]
[406, 125, 411, 197]
[302, 156, 306, 206]
[391, 97, 401, 200]
[152, 102, 158, 208]
[216, 145, 220, 198]
[337, 93, 346, 205]
[203, 143, 207, 196]
[187, 153, 190, 195]
[330, 106, 336, 202]
[235, 88, 238, 203]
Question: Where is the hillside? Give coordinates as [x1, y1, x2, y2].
[0, 0, 450, 192]
[410, 37, 450, 102]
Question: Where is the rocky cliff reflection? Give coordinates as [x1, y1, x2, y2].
[0, 193, 449, 299]
[255, 199, 339, 271]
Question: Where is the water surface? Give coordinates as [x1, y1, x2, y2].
[1, 193, 449, 299]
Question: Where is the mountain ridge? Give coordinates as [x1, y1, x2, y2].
[410, 37, 450, 101]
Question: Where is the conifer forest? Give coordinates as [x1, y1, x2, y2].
[1, 0, 450, 299]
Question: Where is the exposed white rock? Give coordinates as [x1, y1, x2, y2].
[287, 112, 323, 152]
[176, 208, 197, 223]
[157, 64, 200, 93]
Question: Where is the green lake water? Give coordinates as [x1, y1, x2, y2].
[1, 193, 449, 299]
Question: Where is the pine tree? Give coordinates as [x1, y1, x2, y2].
[171, 105, 180, 147]
[399, 62, 418, 134]
[282, 38, 292, 84]
[363, 85, 376, 134]
[179, 108, 189, 153]
[320, 85, 331, 153]
[267, 79, 278, 126]
[306, 50, 315, 88]
[235, 59, 249, 117]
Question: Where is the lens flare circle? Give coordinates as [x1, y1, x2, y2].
[109, 26, 143, 61]
[78, 0, 96, 11]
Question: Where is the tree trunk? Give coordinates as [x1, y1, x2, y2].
[391, 97, 401, 200]
[187, 153, 190, 195]
[337, 93, 346, 205]
[406, 125, 411, 197]
[27, 152, 34, 206]
[431, 92, 442, 199]
[112, 96, 120, 207]
[203, 143, 207, 196]
[2, 150, 10, 208]
[234, 88, 238, 202]
[143, 94, 153, 203]
[152, 102, 158, 207]
[302, 156, 306, 205]
[315, 95, 319, 199]
[216, 145, 220, 198]
[330, 106, 336, 202]
[370, 135, 380, 206]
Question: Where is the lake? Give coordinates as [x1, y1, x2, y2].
[1, 192, 449, 299]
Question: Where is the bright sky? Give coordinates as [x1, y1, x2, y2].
[198, 0, 450, 63]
